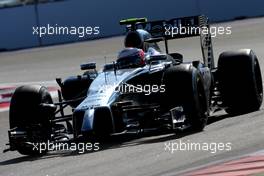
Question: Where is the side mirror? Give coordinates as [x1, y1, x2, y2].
[169, 53, 183, 62]
[80, 62, 96, 70]
[149, 54, 167, 62]
[145, 37, 164, 43]
[103, 63, 115, 71]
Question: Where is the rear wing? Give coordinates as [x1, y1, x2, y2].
[134, 15, 209, 39]
[120, 15, 215, 68]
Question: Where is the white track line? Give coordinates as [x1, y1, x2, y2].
[0, 107, 9, 113]
[0, 80, 57, 89]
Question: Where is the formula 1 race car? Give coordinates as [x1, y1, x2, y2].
[5, 15, 263, 155]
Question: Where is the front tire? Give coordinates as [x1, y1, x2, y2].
[9, 85, 53, 155]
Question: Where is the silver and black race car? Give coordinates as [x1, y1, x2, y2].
[5, 15, 263, 155]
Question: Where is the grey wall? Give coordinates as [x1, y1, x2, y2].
[0, 5, 39, 49]
[0, 0, 263, 50]
[199, 0, 264, 21]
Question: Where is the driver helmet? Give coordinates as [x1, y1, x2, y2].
[117, 48, 146, 66]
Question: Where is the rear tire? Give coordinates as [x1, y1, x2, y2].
[9, 85, 53, 155]
[218, 49, 263, 114]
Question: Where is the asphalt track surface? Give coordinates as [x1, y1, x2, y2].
[1, 17, 264, 176]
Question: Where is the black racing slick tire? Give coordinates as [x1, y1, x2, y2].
[163, 65, 208, 132]
[218, 49, 263, 115]
[9, 85, 53, 155]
